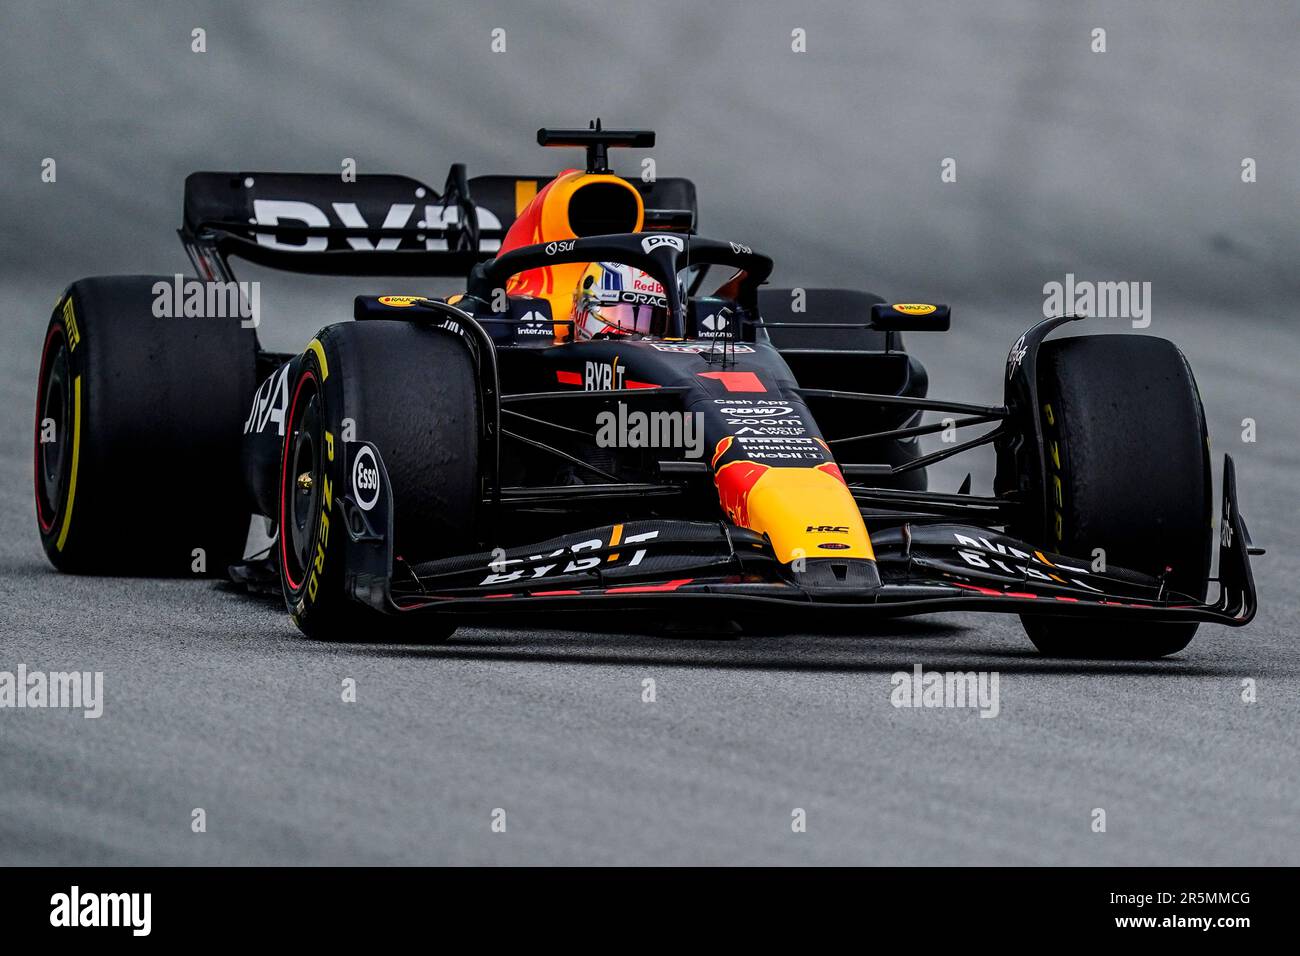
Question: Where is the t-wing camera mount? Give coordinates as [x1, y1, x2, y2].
[537, 118, 655, 173]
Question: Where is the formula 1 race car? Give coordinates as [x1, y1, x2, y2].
[33, 123, 1260, 657]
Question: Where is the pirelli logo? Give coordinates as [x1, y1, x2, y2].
[62, 297, 81, 351]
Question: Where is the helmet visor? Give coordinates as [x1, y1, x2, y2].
[580, 289, 668, 337]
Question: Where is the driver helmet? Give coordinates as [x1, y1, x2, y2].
[572, 261, 669, 340]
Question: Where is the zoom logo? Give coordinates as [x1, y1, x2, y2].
[352, 446, 380, 511]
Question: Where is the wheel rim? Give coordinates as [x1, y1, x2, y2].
[280, 373, 321, 592]
[35, 331, 71, 533]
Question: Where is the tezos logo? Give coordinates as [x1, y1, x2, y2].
[641, 234, 684, 254]
[352, 446, 380, 511]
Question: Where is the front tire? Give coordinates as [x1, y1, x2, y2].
[277, 320, 481, 641]
[1019, 335, 1212, 659]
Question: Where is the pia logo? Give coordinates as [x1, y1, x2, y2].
[641, 234, 684, 254]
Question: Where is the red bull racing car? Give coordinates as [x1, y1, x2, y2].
[33, 124, 1260, 657]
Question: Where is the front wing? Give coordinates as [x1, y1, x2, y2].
[338, 444, 1257, 628]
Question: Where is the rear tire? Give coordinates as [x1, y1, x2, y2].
[277, 321, 481, 642]
[34, 276, 257, 575]
[1019, 335, 1212, 659]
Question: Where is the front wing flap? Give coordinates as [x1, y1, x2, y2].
[337, 442, 1257, 627]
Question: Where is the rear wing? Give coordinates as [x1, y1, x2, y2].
[180, 168, 697, 280]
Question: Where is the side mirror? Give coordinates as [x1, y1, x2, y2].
[870, 302, 951, 331]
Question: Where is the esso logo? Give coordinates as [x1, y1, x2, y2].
[352, 446, 380, 511]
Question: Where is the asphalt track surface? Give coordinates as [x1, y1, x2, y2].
[1, 1, 1297, 864]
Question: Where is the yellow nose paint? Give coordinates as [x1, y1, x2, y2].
[742, 467, 873, 563]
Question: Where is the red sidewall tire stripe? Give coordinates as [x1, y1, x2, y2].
[279, 369, 318, 593]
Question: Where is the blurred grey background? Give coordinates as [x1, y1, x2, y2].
[0, 1, 1297, 865]
[3, 0, 1298, 307]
